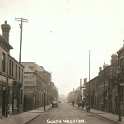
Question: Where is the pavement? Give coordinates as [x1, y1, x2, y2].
[0, 105, 52, 124]
[74, 104, 124, 123]
[90, 109, 124, 124]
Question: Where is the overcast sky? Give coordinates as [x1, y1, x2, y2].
[0, 0, 124, 95]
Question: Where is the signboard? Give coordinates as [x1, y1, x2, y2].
[120, 83, 124, 86]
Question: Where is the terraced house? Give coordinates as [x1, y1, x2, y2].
[83, 44, 124, 115]
[0, 21, 24, 117]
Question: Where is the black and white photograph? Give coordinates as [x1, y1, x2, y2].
[0, 0, 124, 124]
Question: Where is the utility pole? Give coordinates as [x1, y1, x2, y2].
[103, 63, 106, 111]
[89, 50, 91, 82]
[15, 18, 28, 63]
[15, 18, 28, 112]
[88, 50, 91, 111]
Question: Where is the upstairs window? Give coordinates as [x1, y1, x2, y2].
[9, 59, 11, 75]
[12, 61, 13, 76]
[2, 52, 6, 72]
[15, 64, 17, 79]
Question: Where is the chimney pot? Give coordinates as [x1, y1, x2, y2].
[5, 21, 7, 24]
[1, 20, 11, 42]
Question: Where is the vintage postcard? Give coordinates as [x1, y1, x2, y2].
[0, 0, 124, 124]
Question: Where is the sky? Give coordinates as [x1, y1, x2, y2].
[0, 0, 124, 95]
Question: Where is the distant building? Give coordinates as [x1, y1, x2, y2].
[48, 82, 58, 102]
[0, 21, 24, 117]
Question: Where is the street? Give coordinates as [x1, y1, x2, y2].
[27, 103, 116, 124]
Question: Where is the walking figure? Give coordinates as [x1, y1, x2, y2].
[86, 102, 90, 112]
[72, 101, 75, 107]
[81, 100, 85, 110]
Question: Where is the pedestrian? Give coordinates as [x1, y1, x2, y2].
[72, 101, 74, 107]
[86, 102, 90, 112]
[81, 100, 85, 110]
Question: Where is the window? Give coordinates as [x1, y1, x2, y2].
[121, 59, 124, 72]
[9, 59, 11, 75]
[19, 67, 20, 80]
[15, 64, 17, 79]
[21, 69, 23, 82]
[20, 89, 23, 104]
[12, 61, 13, 76]
[2, 52, 6, 72]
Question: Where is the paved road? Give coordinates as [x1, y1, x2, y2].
[27, 103, 116, 124]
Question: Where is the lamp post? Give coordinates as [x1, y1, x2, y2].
[43, 89, 46, 112]
[80, 79, 83, 101]
[72, 88, 74, 102]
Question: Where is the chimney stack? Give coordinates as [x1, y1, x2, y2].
[99, 67, 102, 72]
[80, 78, 82, 87]
[1, 21, 11, 43]
[111, 54, 118, 65]
[84, 78, 87, 84]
